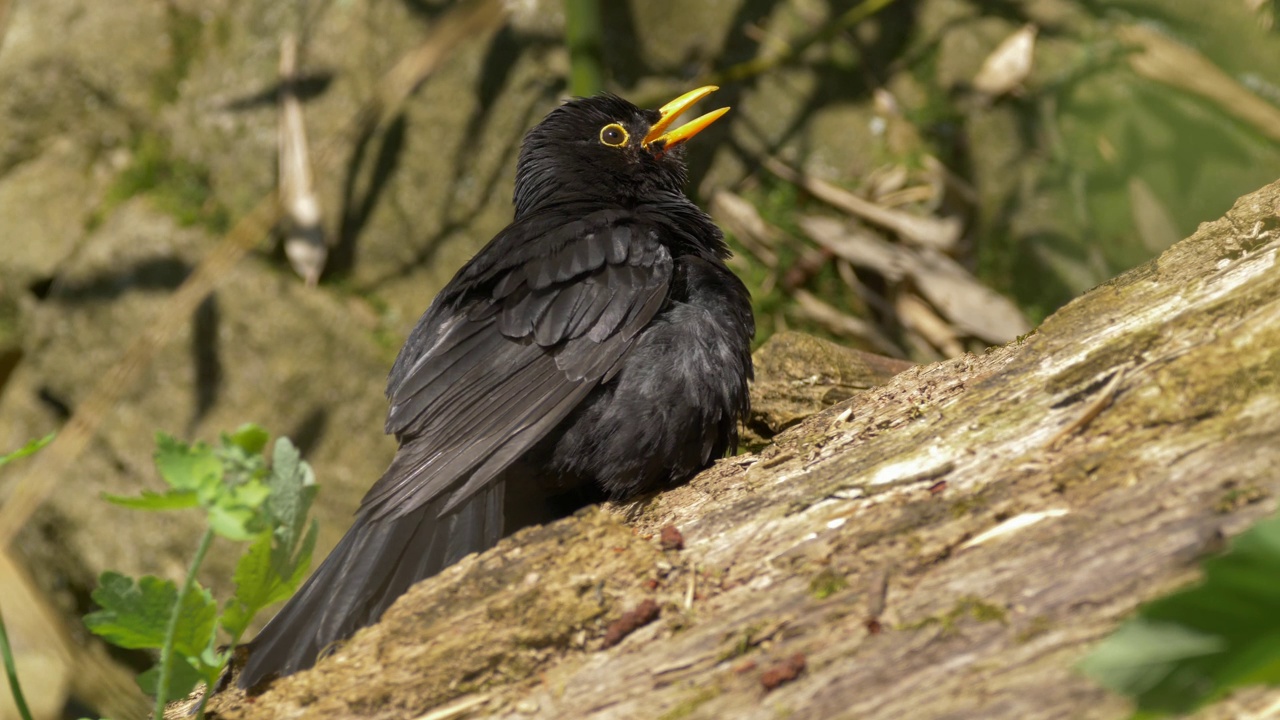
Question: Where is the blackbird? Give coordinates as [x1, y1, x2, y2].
[237, 86, 754, 689]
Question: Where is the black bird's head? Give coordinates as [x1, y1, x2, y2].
[514, 86, 729, 218]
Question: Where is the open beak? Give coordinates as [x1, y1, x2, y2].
[642, 85, 730, 151]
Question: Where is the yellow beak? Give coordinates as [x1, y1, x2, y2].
[642, 85, 730, 150]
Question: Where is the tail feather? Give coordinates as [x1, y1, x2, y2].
[236, 481, 504, 690]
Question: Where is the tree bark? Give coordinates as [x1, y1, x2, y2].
[204, 179, 1280, 720]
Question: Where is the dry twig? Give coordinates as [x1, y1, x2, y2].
[800, 215, 1029, 345]
[1119, 23, 1280, 143]
[792, 290, 901, 356]
[765, 157, 962, 251]
[709, 190, 780, 267]
[896, 293, 963, 357]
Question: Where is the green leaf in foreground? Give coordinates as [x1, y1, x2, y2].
[85, 428, 320, 717]
[207, 503, 257, 541]
[224, 423, 269, 456]
[85, 566, 221, 700]
[84, 572, 217, 659]
[221, 521, 317, 639]
[103, 489, 199, 511]
[84, 573, 180, 650]
[221, 438, 319, 640]
[137, 656, 204, 700]
[1080, 513, 1280, 714]
[153, 433, 223, 500]
[266, 437, 318, 554]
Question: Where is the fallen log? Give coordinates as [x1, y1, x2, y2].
[204, 178, 1280, 720]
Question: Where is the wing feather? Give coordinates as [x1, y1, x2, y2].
[588, 265, 639, 341]
[565, 276, 614, 339]
[553, 230, 605, 281]
[365, 213, 672, 520]
[534, 282, 589, 345]
[606, 225, 630, 262]
[385, 317, 497, 436]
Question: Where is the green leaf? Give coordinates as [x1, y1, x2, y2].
[207, 504, 257, 541]
[84, 572, 218, 659]
[103, 489, 199, 511]
[225, 424, 269, 455]
[85, 428, 324, 714]
[168, 582, 218, 660]
[200, 645, 230, 672]
[286, 519, 319, 593]
[84, 572, 177, 649]
[206, 478, 270, 541]
[229, 478, 271, 511]
[153, 433, 222, 497]
[267, 437, 317, 555]
[1081, 513, 1280, 714]
[221, 519, 318, 640]
[217, 429, 268, 487]
[137, 656, 203, 699]
[0, 433, 54, 467]
[220, 530, 274, 638]
[1080, 619, 1225, 696]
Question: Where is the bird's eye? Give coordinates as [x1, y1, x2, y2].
[599, 123, 629, 147]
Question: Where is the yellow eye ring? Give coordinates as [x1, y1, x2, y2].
[599, 123, 629, 147]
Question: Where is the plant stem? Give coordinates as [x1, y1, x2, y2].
[193, 674, 214, 719]
[565, 0, 605, 96]
[0, 605, 34, 720]
[153, 525, 216, 720]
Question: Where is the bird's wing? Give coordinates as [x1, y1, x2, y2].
[360, 212, 672, 520]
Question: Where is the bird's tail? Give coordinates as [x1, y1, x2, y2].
[235, 481, 504, 690]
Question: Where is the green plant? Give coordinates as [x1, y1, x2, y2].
[0, 605, 32, 720]
[1080, 512, 1280, 716]
[90, 131, 229, 233]
[0, 434, 54, 720]
[84, 424, 318, 719]
[0, 434, 53, 470]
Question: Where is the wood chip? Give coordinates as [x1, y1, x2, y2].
[660, 525, 684, 551]
[760, 653, 806, 691]
[973, 24, 1037, 98]
[602, 599, 660, 648]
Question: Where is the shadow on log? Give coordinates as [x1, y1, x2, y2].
[204, 179, 1280, 719]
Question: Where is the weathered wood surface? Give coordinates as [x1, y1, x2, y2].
[206, 180, 1280, 720]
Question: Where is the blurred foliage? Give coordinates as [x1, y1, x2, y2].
[682, 0, 1280, 351]
[565, 0, 605, 96]
[151, 4, 204, 106]
[1080, 511, 1280, 716]
[86, 425, 318, 718]
[91, 131, 230, 234]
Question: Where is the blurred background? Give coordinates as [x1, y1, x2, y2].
[0, 0, 1277, 717]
